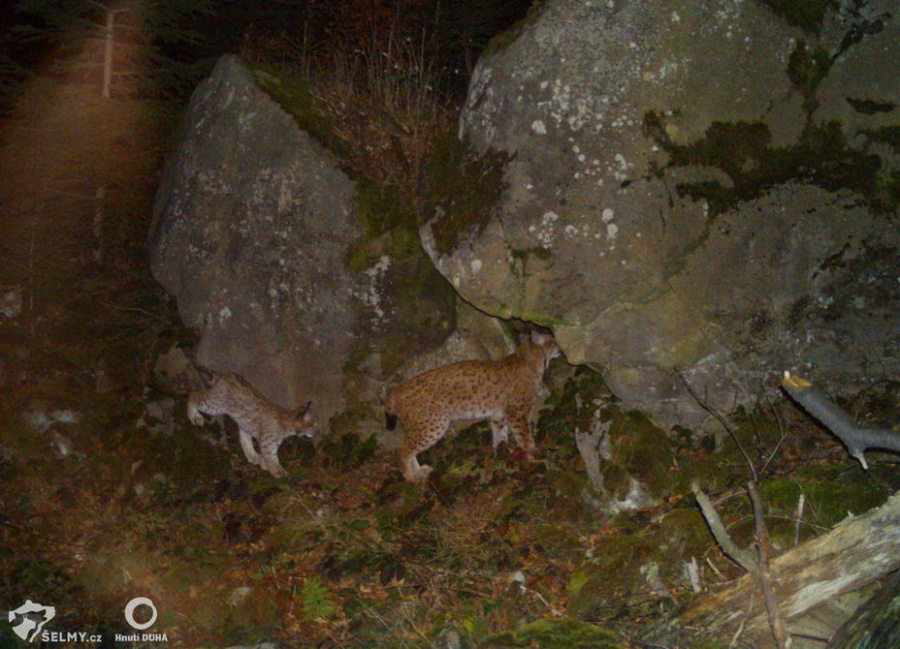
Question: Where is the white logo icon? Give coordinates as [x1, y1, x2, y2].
[9, 600, 56, 642]
[124, 597, 157, 631]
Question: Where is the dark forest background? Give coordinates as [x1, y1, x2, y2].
[0, 0, 534, 111]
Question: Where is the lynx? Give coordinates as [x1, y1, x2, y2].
[385, 331, 561, 483]
[187, 372, 319, 478]
[0, 285, 23, 318]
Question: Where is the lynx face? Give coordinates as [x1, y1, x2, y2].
[0, 285, 23, 318]
[385, 331, 560, 483]
[187, 372, 318, 478]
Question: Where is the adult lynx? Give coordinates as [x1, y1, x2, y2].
[385, 331, 560, 482]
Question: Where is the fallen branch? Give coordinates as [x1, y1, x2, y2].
[669, 372, 900, 645]
[748, 481, 791, 649]
[675, 490, 900, 646]
[691, 481, 757, 576]
[781, 372, 900, 470]
[692, 481, 790, 648]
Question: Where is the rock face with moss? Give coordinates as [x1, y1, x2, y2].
[148, 55, 454, 428]
[424, 0, 900, 427]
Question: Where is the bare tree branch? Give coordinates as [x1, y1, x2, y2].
[782, 372, 900, 470]
[680, 373, 758, 482]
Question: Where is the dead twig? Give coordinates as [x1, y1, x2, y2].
[678, 373, 757, 482]
[691, 481, 757, 576]
[748, 481, 791, 649]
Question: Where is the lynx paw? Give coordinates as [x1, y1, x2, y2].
[399, 454, 433, 483]
[187, 394, 205, 426]
[407, 464, 433, 483]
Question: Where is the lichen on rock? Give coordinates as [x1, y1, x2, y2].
[426, 0, 900, 429]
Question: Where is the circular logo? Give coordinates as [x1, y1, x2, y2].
[124, 597, 157, 630]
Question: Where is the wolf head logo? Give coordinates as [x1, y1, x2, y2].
[9, 600, 56, 642]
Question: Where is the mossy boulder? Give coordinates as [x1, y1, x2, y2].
[149, 55, 457, 435]
[149, 55, 360, 423]
[426, 0, 900, 429]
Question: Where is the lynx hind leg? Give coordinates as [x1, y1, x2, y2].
[258, 435, 288, 478]
[237, 428, 262, 467]
[507, 412, 536, 457]
[187, 391, 206, 426]
[490, 418, 510, 450]
[396, 417, 449, 483]
[397, 449, 433, 484]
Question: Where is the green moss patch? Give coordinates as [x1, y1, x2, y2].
[645, 31, 899, 225]
[760, 0, 838, 35]
[787, 39, 832, 114]
[606, 409, 674, 495]
[480, 617, 623, 648]
[762, 464, 892, 528]
[646, 115, 891, 218]
[249, 63, 348, 158]
[427, 129, 513, 256]
[345, 176, 420, 272]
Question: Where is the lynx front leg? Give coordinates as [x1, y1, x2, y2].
[507, 412, 536, 457]
[258, 436, 288, 478]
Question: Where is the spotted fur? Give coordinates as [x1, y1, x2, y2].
[385, 331, 561, 483]
[187, 372, 319, 478]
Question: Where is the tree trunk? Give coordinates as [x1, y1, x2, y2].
[826, 569, 900, 649]
[675, 492, 900, 647]
[103, 9, 114, 99]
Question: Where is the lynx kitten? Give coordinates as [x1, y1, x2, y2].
[188, 372, 319, 478]
[385, 331, 560, 482]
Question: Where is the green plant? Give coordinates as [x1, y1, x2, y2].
[300, 576, 337, 621]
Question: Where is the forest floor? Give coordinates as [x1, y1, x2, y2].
[0, 77, 898, 649]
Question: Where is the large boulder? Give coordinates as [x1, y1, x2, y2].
[423, 0, 900, 427]
[148, 56, 359, 420]
[148, 55, 457, 428]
